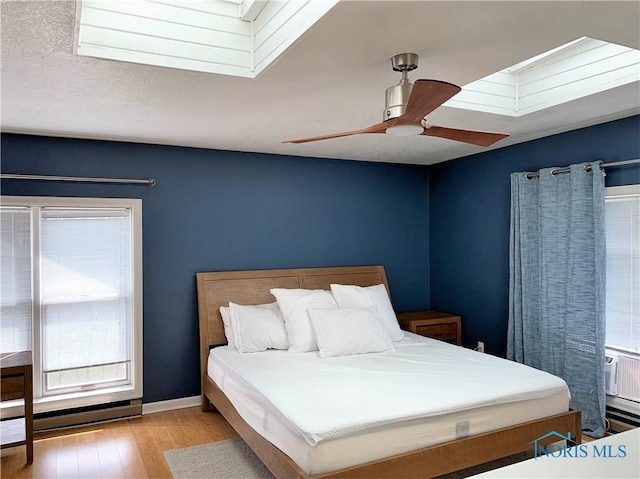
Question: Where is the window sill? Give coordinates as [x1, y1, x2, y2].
[606, 395, 640, 413]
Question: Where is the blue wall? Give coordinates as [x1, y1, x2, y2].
[0, 134, 431, 402]
[2, 115, 638, 401]
[429, 115, 640, 356]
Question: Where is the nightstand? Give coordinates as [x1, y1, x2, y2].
[397, 310, 461, 345]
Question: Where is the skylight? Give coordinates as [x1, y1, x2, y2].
[75, 0, 338, 78]
[444, 37, 640, 117]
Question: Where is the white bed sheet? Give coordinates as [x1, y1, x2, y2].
[208, 332, 570, 476]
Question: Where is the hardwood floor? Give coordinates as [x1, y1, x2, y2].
[1, 407, 237, 479]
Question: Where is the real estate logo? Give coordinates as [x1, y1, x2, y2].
[531, 431, 627, 459]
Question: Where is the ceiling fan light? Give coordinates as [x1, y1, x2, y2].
[385, 125, 424, 137]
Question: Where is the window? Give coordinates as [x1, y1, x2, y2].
[1, 197, 142, 414]
[605, 185, 640, 354]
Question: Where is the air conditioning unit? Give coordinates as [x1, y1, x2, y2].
[605, 354, 618, 396]
[617, 354, 640, 402]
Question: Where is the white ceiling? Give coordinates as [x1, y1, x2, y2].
[1, 1, 639, 166]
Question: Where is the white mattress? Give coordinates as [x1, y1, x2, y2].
[208, 333, 570, 475]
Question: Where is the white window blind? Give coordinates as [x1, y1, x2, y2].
[0, 207, 32, 353]
[40, 208, 132, 393]
[605, 185, 640, 353]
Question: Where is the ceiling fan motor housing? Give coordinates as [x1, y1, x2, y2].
[384, 52, 419, 121]
[384, 80, 412, 121]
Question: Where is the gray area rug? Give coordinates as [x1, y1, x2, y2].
[164, 437, 275, 479]
[164, 436, 532, 479]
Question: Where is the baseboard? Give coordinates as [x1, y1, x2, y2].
[35, 399, 142, 431]
[142, 395, 201, 415]
[606, 396, 640, 432]
[32, 396, 201, 431]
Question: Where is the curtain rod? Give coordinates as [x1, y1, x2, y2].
[0, 174, 156, 187]
[525, 158, 640, 179]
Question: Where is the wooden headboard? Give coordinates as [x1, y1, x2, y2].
[196, 265, 389, 383]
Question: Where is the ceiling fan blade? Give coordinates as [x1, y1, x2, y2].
[399, 80, 462, 124]
[283, 122, 387, 144]
[422, 125, 509, 147]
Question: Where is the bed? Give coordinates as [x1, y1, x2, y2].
[197, 265, 581, 478]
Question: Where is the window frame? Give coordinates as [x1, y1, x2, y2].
[1, 196, 143, 414]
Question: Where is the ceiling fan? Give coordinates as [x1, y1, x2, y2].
[283, 53, 509, 147]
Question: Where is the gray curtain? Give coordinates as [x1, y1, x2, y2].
[507, 162, 606, 438]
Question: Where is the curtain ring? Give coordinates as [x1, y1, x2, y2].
[584, 164, 593, 172]
[551, 169, 559, 176]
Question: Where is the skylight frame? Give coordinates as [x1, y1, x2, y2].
[444, 37, 640, 117]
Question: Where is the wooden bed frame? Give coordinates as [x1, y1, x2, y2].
[197, 265, 581, 479]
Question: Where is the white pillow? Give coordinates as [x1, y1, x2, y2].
[330, 283, 404, 341]
[219, 306, 235, 350]
[270, 288, 337, 352]
[229, 302, 289, 353]
[308, 307, 394, 358]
